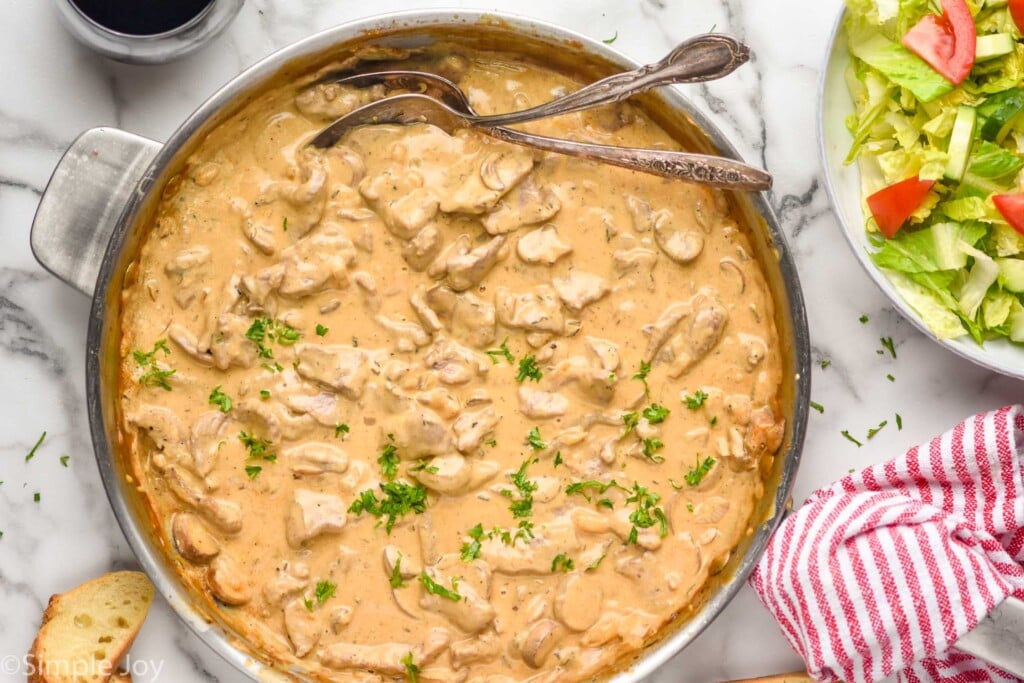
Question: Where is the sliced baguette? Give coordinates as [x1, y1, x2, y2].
[29, 571, 154, 683]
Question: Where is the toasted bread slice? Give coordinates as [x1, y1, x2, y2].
[29, 571, 154, 683]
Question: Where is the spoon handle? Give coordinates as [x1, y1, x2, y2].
[481, 125, 771, 191]
[474, 34, 750, 127]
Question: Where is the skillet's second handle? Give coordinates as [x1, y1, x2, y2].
[955, 596, 1024, 677]
[31, 127, 161, 297]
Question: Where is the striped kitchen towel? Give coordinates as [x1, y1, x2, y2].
[750, 405, 1024, 683]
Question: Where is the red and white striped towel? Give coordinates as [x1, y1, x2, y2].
[750, 405, 1024, 683]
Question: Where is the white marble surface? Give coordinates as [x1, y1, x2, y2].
[1, 0, 1022, 681]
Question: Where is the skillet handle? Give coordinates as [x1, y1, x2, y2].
[31, 127, 161, 297]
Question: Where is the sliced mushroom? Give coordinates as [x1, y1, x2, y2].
[520, 619, 564, 668]
[654, 221, 705, 264]
[171, 512, 220, 564]
[554, 574, 603, 632]
[206, 554, 252, 606]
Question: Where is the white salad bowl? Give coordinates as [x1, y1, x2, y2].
[819, 9, 1024, 379]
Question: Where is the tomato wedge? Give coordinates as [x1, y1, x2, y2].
[1011, 0, 1024, 36]
[902, 0, 976, 85]
[993, 194, 1024, 236]
[866, 177, 936, 238]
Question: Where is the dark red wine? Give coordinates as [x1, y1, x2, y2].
[70, 0, 214, 35]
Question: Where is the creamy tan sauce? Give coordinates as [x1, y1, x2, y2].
[119, 46, 785, 683]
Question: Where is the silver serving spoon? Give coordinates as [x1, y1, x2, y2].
[308, 36, 772, 191]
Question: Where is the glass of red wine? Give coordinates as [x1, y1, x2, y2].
[54, 0, 244, 64]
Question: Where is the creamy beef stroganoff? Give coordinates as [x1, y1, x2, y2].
[119, 46, 785, 682]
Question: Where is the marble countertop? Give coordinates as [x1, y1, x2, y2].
[2, 0, 1022, 681]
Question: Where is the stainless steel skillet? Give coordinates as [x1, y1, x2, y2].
[29, 10, 811, 681]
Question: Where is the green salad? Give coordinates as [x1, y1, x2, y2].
[844, 0, 1024, 344]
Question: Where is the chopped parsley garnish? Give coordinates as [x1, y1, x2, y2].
[553, 451, 563, 467]
[565, 479, 625, 501]
[59, 455, 69, 468]
[133, 338, 170, 366]
[261, 361, 283, 373]
[402, 652, 420, 683]
[315, 323, 329, 337]
[478, 520, 536, 547]
[418, 572, 462, 601]
[335, 423, 350, 438]
[867, 420, 888, 440]
[33, 492, 40, 503]
[238, 432, 276, 462]
[378, 434, 400, 480]
[896, 413, 903, 431]
[641, 438, 665, 463]
[259, 389, 271, 400]
[139, 366, 176, 391]
[516, 355, 543, 382]
[245, 465, 262, 479]
[880, 337, 896, 359]
[586, 553, 606, 571]
[622, 411, 639, 435]
[551, 554, 575, 573]
[709, 416, 719, 427]
[841, 430, 863, 447]
[485, 338, 514, 365]
[602, 30, 618, 44]
[410, 459, 439, 475]
[246, 317, 302, 358]
[502, 458, 538, 518]
[390, 553, 407, 589]
[596, 498, 614, 509]
[348, 481, 428, 533]
[304, 579, 337, 611]
[887, 374, 895, 382]
[632, 360, 652, 395]
[461, 523, 485, 561]
[209, 386, 233, 413]
[25, 431, 46, 462]
[526, 427, 546, 451]
[625, 482, 668, 544]
[683, 390, 708, 410]
[810, 401, 824, 414]
[859, 314, 869, 324]
[820, 359, 832, 369]
[282, 216, 289, 232]
[643, 403, 670, 424]
[684, 456, 716, 486]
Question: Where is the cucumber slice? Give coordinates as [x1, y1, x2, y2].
[977, 88, 1024, 140]
[1011, 309, 1024, 342]
[976, 34, 1016, 62]
[945, 105, 977, 182]
[997, 258, 1024, 293]
[932, 223, 969, 270]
